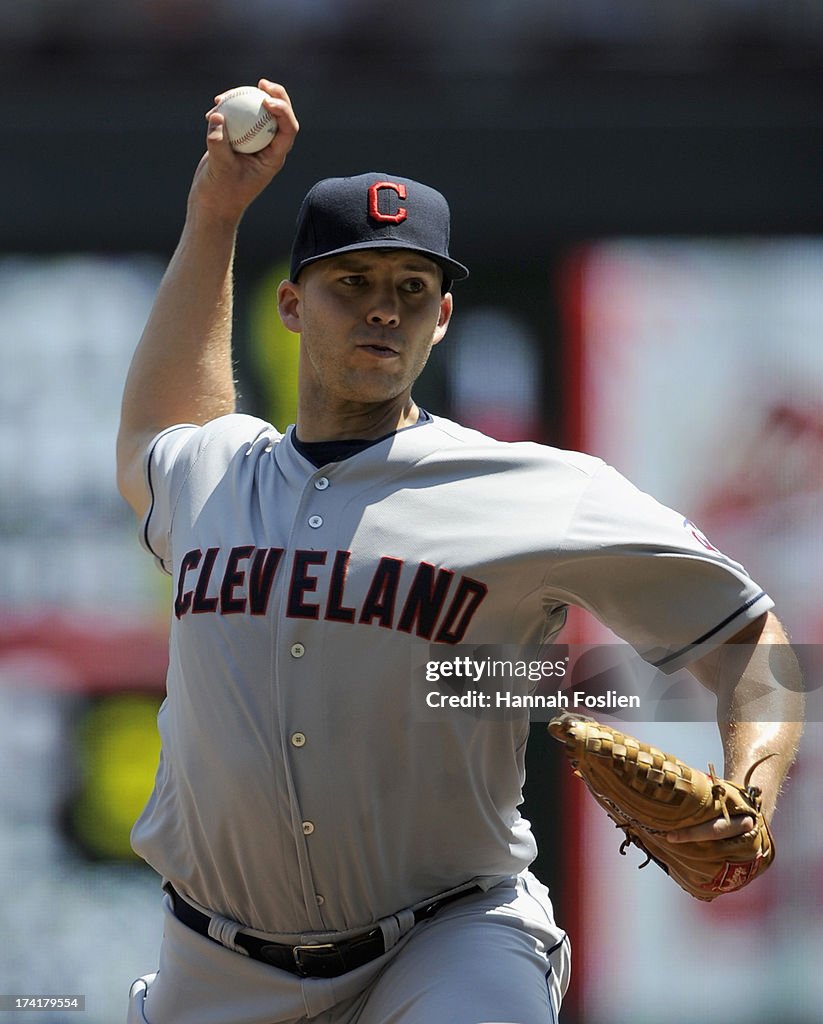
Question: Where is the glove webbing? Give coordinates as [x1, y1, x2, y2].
[576, 730, 694, 805]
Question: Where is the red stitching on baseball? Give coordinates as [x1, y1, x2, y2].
[234, 115, 273, 146]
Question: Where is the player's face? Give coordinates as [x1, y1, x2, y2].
[278, 250, 453, 409]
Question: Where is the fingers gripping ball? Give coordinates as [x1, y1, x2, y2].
[548, 712, 776, 900]
[216, 86, 279, 153]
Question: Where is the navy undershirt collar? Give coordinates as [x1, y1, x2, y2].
[291, 409, 433, 468]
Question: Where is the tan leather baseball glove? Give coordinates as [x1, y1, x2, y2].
[548, 712, 775, 901]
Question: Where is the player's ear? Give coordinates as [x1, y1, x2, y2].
[277, 279, 302, 334]
[431, 291, 453, 347]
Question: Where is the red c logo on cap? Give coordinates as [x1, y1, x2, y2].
[368, 181, 408, 224]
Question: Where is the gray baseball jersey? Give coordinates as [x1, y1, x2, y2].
[132, 412, 772, 935]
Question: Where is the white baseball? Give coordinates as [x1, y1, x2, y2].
[216, 86, 278, 154]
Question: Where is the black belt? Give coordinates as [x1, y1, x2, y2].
[168, 884, 482, 978]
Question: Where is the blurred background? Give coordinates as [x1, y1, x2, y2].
[1, 2, 821, 1022]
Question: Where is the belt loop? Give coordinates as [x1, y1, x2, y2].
[207, 913, 250, 956]
[380, 907, 415, 951]
[396, 908, 416, 939]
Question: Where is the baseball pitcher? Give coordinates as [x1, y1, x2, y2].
[117, 80, 804, 1024]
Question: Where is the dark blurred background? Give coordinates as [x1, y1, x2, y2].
[4, 0, 823, 250]
[1, 4, 821, 1022]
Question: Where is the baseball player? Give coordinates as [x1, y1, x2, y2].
[117, 80, 803, 1023]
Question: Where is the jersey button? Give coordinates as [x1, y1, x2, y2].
[315, 894, 325, 906]
[302, 821, 315, 835]
[290, 643, 305, 658]
[291, 732, 306, 747]
[308, 515, 323, 529]
[314, 477, 330, 491]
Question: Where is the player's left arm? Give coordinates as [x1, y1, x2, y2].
[669, 609, 804, 844]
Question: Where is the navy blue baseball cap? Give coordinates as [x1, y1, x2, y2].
[289, 172, 469, 290]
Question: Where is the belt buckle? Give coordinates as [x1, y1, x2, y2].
[292, 942, 338, 976]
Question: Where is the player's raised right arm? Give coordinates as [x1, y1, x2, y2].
[116, 80, 299, 518]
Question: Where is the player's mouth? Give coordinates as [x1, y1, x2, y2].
[357, 343, 399, 358]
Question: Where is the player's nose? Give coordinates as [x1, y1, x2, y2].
[365, 283, 400, 326]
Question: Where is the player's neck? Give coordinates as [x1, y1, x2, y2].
[295, 394, 420, 442]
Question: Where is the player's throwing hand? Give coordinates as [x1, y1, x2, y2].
[192, 79, 299, 223]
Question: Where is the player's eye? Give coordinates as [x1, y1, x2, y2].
[400, 278, 427, 294]
[339, 274, 366, 287]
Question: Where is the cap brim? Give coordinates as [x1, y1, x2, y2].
[292, 240, 469, 284]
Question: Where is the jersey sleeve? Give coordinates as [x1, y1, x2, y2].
[139, 414, 279, 574]
[545, 462, 774, 672]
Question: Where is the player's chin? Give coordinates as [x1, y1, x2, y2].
[343, 371, 412, 406]
[344, 351, 424, 399]
[349, 354, 406, 381]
